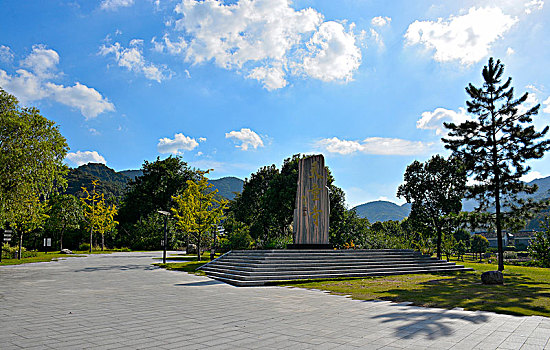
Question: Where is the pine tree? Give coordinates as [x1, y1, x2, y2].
[442, 58, 550, 271]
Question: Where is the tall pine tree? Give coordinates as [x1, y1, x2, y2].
[442, 58, 550, 271]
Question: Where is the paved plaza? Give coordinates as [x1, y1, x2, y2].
[1, 252, 549, 349]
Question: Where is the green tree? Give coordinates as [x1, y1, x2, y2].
[81, 180, 104, 252]
[397, 155, 466, 259]
[232, 164, 280, 242]
[12, 193, 49, 259]
[443, 58, 550, 271]
[330, 209, 370, 248]
[96, 199, 118, 251]
[46, 194, 83, 250]
[172, 170, 229, 261]
[0, 88, 68, 229]
[118, 156, 196, 225]
[472, 234, 490, 261]
[528, 218, 550, 267]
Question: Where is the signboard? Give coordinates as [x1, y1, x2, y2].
[43, 238, 52, 247]
[292, 155, 330, 245]
[3, 230, 12, 242]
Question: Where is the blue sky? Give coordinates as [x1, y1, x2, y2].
[1, 0, 549, 207]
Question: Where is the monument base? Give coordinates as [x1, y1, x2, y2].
[286, 244, 333, 249]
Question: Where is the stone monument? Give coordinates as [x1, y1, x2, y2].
[290, 154, 330, 248]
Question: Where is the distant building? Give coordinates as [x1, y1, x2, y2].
[511, 230, 538, 249]
[473, 230, 539, 249]
[473, 231, 511, 248]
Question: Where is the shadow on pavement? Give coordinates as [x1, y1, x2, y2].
[371, 309, 488, 340]
[74, 264, 158, 272]
[174, 280, 225, 287]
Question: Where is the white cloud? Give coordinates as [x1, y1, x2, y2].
[506, 47, 515, 55]
[157, 133, 200, 154]
[316, 137, 432, 156]
[417, 107, 471, 135]
[247, 65, 287, 90]
[225, 128, 264, 151]
[100, 40, 171, 82]
[170, 0, 361, 90]
[525, 0, 544, 14]
[46, 82, 115, 119]
[371, 16, 391, 27]
[89, 128, 100, 136]
[316, 137, 363, 155]
[198, 137, 207, 142]
[404, 7, 517, 65]
[0, 68, 50, 104]
[151, 34, 187, 55]
[521, 170, 547, 182]
[0, 45, 14, 63]
[100, 0, 134, 11]
[20, 44, 59, 78]
[0, 46, 114, 118]
[299, 21, 361, 82]
[66, 151, 106, 167]
[542, 96, 550, 114]
[370, 28, 384, 49]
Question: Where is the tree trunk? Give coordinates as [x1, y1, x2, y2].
[436, 225, 442, 260]
[197, 231, 201, 261]
[89, 226, 93, 253]
[101, 233, 104, 251]
[18, 231, 23, 260]
[60, 225, 66, 250]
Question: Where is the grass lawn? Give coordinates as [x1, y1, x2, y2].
[0, 252, 86, 266]
[153, 253, 219, 275]
[282, 259, 550, 318]
[0, 249, 131, 266]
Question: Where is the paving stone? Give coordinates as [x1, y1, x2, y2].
[1, 251, 547, 350]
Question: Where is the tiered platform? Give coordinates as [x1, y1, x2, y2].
[198, 249, 472, 286]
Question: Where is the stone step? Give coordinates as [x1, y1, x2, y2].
[208, 260, 451, 271]
[204, 266, 472, 283]
[201, 263, 463, 277]
[221, 255, 437, 263]
[198, 250, 472, 286]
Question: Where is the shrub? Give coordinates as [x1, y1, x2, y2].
[79, 242, 90, 251]
[528, 219, 550, 267]
[504, 251, 518, 260]
[504, 245, 516, 252]
[1, 244, 34, 258]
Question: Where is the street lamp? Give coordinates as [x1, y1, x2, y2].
[157, 210, 171, 264]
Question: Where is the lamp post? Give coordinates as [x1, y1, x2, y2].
[158, 210, 171, 264]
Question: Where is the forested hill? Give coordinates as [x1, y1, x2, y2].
[210, 177, 244, 200]
[352, 201, 411, 222]
[65, 163, 131, 199]
[65, 163, 244, 201]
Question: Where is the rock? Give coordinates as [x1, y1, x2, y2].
[481, 270, 504, 285]
[186, 244, 197, 254]
[60, 249, 73, 254]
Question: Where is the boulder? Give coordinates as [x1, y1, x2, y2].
[60, 249, 73, 254]
[186, 244, 197, 254]
[481, 270, 503, 285]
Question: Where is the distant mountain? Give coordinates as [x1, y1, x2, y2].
[65, 163, 131, 199]
[352, 201, 411, 223]
[119, 169, 143, 180]
[352, 176, 550, 225]
[210, 176, 244, 200]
